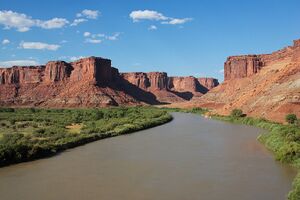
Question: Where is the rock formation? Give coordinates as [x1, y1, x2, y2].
[224, 55, 264, 80]
[0, 57, 218, 107]
[224, 39, 300, 81]
[181, 39, 300, 123]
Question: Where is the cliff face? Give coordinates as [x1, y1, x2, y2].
[0, 57, 218, 107]
[198, 78, 219, 90]
[191, 39, 300, 123]
[120, 72, 219, 102]
[44, 61, 72, 83]
[0, 66, 44, 84]
[224, 39, 300, 81]
[120, 72, 168, 91]
[224, 55, 264, 81]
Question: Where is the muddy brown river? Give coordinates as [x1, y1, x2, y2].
[0, 113, 296, 200]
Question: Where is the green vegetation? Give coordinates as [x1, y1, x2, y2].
[0, 107, 172, 166]
[286, 114, 298, 125]
[230, 108, 244, 118]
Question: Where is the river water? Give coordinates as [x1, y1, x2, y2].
[0, 113, 296, 200]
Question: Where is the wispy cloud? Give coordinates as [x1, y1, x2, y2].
[37, 18, 69, 29]
[85, 38, 102, 44]
[70, 18, 87, 26]
[76, 9, 100, 19]
[83, 32, 121, 43]
[0, 10, 69, 32]
[83, 31, 91, 37]
[162, 18, 192, 25]
[2, 39, 10, 45]
[106, 32, 120, 40]
[0, 59, 39, 67]
[130, 10, 168, 22]
[19, 41, 60, 51]
[148, 25, 157, 30]
[70, 56, 85, 61]
[129, 10, 192, 26]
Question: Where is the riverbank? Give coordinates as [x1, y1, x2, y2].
[0, 107, 172, 167]
[168, 107, 300, 200]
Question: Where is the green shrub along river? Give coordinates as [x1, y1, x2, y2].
[0, 107, 172, 167]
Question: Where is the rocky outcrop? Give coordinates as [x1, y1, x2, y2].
[224, 55, 264, 80]
[224, 39, 300, 81]
[69, 57, 112, 85]
[44, 61, 73, 83]
[186, 38, 300, 123]
[198, 78, 219, 90]
[0, 66, 44, 84]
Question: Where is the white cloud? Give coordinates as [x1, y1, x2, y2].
[0, 10, 69, 32]
[0, 10, 35, 32]
[83, 31, 91, 37]
[77, 9, 100, 19]
[19, 42, 60, 51]
[148, 25, 157, 30]
[162, 18, 192, 25]
[70, 18, 87, 26]
[218, 69, 224, 74]
[92, 33, 105, 38]
[2, 39, 10, 44]
[106, 32, 120, 40]
[60, 40, 68, 43]
[70, 56, 85, 61]
[0, 60, 38, 67]
[129, 10, 168, 22]
[85, 38, 102, 44]
[37, 18, 69, 29]
[129, 10, 192, 26]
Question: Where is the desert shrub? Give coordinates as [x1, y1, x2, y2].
[286, 114, 298, 124]
[0, 108, 14, 112]
[230, 109, 244, 118]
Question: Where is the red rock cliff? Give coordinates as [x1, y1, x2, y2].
[224, 55, 264, 81]
[44, 61, 73, 83]
[120, 72, 168, 91]
[0, 66, 44, 84]
[70, 57, 112, 85]
[198, 78, 219, 90]
[224, 39, 300, 81]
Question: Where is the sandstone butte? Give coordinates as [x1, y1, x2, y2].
[0, 57, 219, 107]
[172, 39, 300, 123]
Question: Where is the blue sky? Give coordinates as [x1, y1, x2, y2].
[0, 0, 300, 81]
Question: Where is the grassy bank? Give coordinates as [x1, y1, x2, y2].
[0, 107, 172, 167]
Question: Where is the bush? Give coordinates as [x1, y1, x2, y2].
[230, 109, 244, 118]
[286, 114, 298, 124]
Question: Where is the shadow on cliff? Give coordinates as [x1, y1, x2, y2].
[109, 78, 164, 105]
[170, 91, 194, 101]
[196, 82, 209, 94]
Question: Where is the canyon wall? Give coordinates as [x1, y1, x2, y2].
[194, 38, 300, 123]
[121, 73, 219, 94]
[224, 39, 300, 81]
[0, 57, 218, 107]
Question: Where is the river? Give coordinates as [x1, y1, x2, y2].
[0, 113, 296, 200]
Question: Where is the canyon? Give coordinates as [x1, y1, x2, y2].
[0, 57, 218, 107]
[0, 39, 299, 122]
[174, 39, 300, 122]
